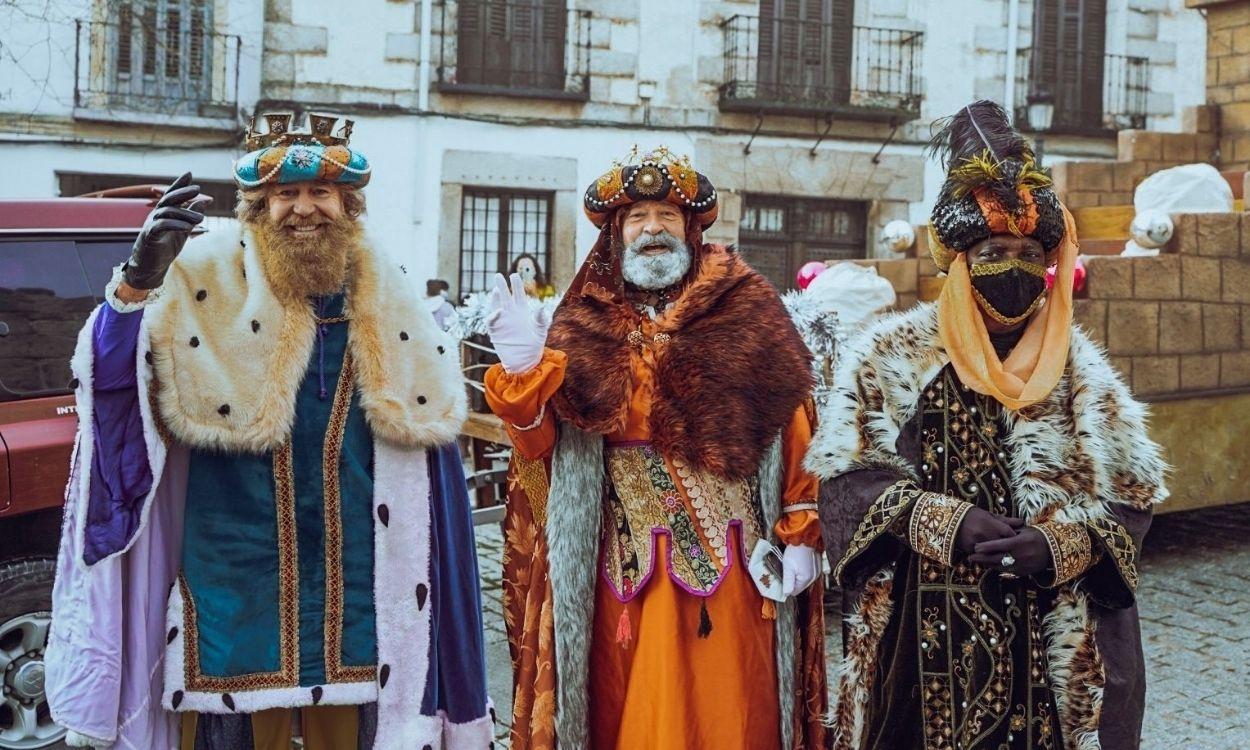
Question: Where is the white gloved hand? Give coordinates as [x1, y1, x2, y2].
[486, 272, 548, 374]
[782, 543, 821, 596]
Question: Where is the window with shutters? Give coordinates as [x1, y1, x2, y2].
[75, 0, 240, 120]
[458, 189, 554, 297]
[1016, 0, 1148, 133]
[738, 195, 867, 291]
[435, 0, 591, 100]
[720, 0, 923, 120]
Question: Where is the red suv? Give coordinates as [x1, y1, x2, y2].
[0, 195, 153, 749]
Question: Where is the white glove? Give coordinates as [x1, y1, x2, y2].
[782, 544, 821, 596]
[486, 272, 550, 374]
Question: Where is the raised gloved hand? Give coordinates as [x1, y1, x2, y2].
[121, 172, 209, 290]
[486, 272, 549, 374]
[969, 525, 1052, 577]
[954, 508, 1021, 554]
[781, 543, 821, 596]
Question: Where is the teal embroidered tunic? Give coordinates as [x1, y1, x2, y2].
[179, 294, 378, 690]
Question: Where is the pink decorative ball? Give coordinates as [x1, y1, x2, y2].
[797, 261, 827, 290]
[1045, 256, 1087, 294]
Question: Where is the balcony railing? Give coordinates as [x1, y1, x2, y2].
[435, 0, 591, 101]
[1014, 48, 1149, 135]
[74, 18, 240, 121]
[720, 16, 923, 121]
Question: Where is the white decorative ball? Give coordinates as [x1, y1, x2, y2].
[1130, 209, 1174, 249]
[880, 220, 916, 252]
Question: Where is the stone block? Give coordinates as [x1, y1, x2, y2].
[1236, 28, 1250, 55]
[1181, 256, 1224, 302]
[974, 25, 1007, 51]
[1065, 191, 1103, 208]
[1160, 133, 1197, 164]
[1220, 351, 1250, 388]
[1133, 254, 1182, 299]
[1197, 213, 1240, 257]
[1219, 53, 1250, 87]
[610, 22, 638, 54]
[608, 78, 637, 105]
[1158, 302, 1204, 354]
[1107, 301, 1160, 356]
[1223, 259, 1250, 303]
[577, 0, 639, 22]
[1206, 3, 1250, 31]
[1195, 133, 1219, 163]
[1048, 161, 1071, 194]
[1126, 38, 1177, 66]
[1118, 131, 1161, 162]
[1243, 304, 1250, 345]
[1202, 303, 1241, 351]
[264, 22, 328, 55]
[893, 292, 919, 310]
[1073, 299, 1108, 344]
[1109, 356, 1133, 381]
[1222, 103, 1250, 132]
[1085, 256, 1135, 299]
[1128, 0, 1167, 10]
[262, 52, 294, 82]
[1126, 8, 1158, 37]
[1209, 28, 1235, 58]
[384, 32, 419, 62]
[1168, 213, 1200, 255]
[1132, 355, 1179, 395]
[1070, 162, 1115, 192]
[1181, 105, 1216, 134]
[1113, 161, 1148, 192]
[918, 255, 940, 278]
[266, 0, 292, 23]
[1180, 354, 1221, 390]
[589, 17, 611, 48]
[590, 48, 637, 77]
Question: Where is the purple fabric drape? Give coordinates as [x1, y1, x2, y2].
[84, 303, 154, 564]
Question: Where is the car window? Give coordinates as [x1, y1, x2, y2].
[0, 238, 131, 402]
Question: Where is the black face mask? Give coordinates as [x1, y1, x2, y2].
[969, 259, 1048, 325]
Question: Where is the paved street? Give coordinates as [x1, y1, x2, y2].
[474, 503, 1250, 748]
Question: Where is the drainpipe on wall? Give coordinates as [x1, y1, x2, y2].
[1005, 0, 1020, 121]
[418, 0, 433, 111]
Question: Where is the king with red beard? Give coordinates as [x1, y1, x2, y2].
[45, 113, 492, 750]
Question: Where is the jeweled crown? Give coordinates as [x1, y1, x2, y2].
[244, 113, 356, 151]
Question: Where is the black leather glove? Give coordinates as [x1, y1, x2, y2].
[121, 172, 209, 290]
[954, 508, 1020, 554]
[969, 526, 1052, 577]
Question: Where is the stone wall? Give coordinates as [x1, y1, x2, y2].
[1190, 0, 1250, 170]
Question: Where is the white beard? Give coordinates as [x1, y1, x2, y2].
[621, 233, 692, 290]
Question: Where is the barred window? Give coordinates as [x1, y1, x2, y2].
[739, 195, 867, 290]
[458, 188, 553, 297]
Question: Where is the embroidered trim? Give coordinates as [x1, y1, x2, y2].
[674, 457, 733, 566]
[970, 283, 1047, 326]
[322, 352, 378, 684]
[1086, 515, 1139, 592]
[512, 455, 550, 526]
[833, 479, 921, 585]
[182, 441, 300, 691]
[1031, 520, 1092, 587]
[511, 403, 547, 433]
[908, 492, 974, 567]
[782, 501, 819, 512]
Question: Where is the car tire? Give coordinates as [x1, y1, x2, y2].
[0, 557, 68, 750]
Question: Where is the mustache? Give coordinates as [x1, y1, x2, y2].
[624, 231, 686, 255]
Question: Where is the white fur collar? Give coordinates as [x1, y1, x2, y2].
[144, 221, 466, 452]
[807, 303, 1168, 521]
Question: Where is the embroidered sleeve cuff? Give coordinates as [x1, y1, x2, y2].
[104, 264, 160, 313]
[907, 492, 975, 567]
[1031, 520, 1095, 587]
[832, 479, 924, 585]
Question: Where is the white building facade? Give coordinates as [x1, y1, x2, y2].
[0, 0, 1207, 294]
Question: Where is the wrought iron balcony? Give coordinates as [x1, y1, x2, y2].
[1014, 48, 1149, 135]
[720, 16, 923, 121]
[73, 18, 240, 121]
[434, 0, 591, 101]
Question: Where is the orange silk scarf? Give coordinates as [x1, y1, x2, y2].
[937, 205, 1078, 410]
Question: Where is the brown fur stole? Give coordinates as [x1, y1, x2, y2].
[547, 244, 814, 481]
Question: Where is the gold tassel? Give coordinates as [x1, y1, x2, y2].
[761, 599, 777, 620]
[615, 608, 632, 649]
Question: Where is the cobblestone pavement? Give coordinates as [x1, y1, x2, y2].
[474, 503, 1250, 748]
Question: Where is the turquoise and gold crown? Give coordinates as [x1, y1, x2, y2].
[234, 113, 371, 189]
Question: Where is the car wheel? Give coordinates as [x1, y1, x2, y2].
[0, 558, 67, 750]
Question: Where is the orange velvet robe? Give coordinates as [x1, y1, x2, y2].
[486, 315, 825, 750]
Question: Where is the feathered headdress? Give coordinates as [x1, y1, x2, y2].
[927, 100, 1066, 271]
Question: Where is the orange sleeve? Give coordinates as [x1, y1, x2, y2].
[483, 348, 567, 460]
[775, 401, 823, 548]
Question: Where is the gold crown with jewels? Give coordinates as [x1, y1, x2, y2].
[244, 113, 356, 151]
